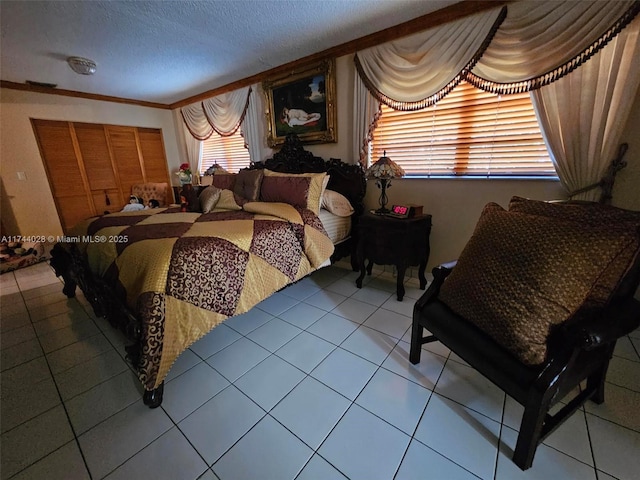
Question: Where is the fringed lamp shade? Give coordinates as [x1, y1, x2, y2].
[366, 152, 405, 214]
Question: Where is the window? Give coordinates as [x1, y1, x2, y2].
[370, 81, 555, 177]
[199, 130, 251, 174]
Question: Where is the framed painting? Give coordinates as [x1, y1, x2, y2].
[263, 58, 337, 147]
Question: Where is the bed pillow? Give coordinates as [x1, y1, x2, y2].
[438, 202, 639, 366]
[262, 169, 327, 214]
[215, 189, 242, 211]
[199, 186, 222, 214]
[210, 174, 237, 191]
[260, 176, 311, 209]
[321, 189, 354, 217]
[508, 196, 640, 304]
[233, 169, 264, 202]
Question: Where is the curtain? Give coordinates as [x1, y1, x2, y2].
[355, 7, 506, 109]
[531, 15, 640, 201]
[352, 73, 380, 166]
[241, 83, 273, 163]
[183, 124, 202, 182]
[180, 86, 251, 140]
[469, 1, 639, 93]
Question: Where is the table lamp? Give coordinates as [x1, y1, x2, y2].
[365, 151, 405, 214]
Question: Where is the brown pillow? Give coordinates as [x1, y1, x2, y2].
[260, 176, 311, 209]
[262, 169, 327, 214]
[509, 196, 640, 304]
[233, 169, 264, 202]
[439, 202, 639, 366]
[211, 174, 236, 191]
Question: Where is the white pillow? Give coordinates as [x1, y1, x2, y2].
[321, 189, 354, 217]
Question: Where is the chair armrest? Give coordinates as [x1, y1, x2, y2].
[414, 261, 457, 311]
[562, 299, 640, 350]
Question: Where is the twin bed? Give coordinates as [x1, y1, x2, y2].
[51, 134, 366, 407]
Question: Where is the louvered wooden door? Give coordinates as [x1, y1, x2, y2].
[32, 120, 171, 232]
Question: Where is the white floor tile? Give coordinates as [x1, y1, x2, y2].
[351, 285, 394, 307]
[434, 359, 505, 422]
[1, 372, 61, 434]
[163, 362, 230, 422]
[362, 308, 411, 340]
[588, 414, 640, 480]
[307, 312, 359, 345]
[355, 368, 431, 435]
[304, 290, 348, 311]
[279, 278, 321, 300]
[606, 356, 640, 392]
[256, 291, 300, 316]
[414, 393, 500, 480]
[223, 308, 274, 335]
[275, 331, 335, 374]
[330, 297, 378, 324]
[165, 348, 202, 382]
[0, 406, 75, 480]
[324, 277, 360, 297]
[0, 338, 44, 372]
[381, 341, 446, 391]
[271, 376, 351, 449]
[311, 347, 378, 401]
[340, 324, 398, 365]
[496, 426, 596, 479]
[189, 323, 242, 360]
[205, 337, 270, 382]
[104, 427, 207, 480]
[234, 354, 305, 411]
[78, 401, 173, 479]
[8, 441, 90, 480]
[278, 302, 327, 329]
[584, 382, 640, 432]
[213, 415, 313, 480]
[179, 385, 265, 465]
[296, 454, 348, 480]
[319, 403, 411, 480]
[246, 317, 302, 352]
[613, 336, 640, 362]
[396, 439, 478, 480]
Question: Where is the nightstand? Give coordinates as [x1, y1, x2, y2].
[355, 212, 432, 301]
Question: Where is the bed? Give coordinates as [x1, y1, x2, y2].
[50, 134, 366, 407]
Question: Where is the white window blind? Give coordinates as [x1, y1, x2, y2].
[370, 81, 556, 177]
[200, 130, 251, 174]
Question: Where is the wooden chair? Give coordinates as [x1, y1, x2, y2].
[410, 199, 640, 470]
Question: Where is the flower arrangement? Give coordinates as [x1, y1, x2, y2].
[176, 163, 192, 176]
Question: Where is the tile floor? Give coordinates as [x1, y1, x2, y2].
[1, 260, 639, 480]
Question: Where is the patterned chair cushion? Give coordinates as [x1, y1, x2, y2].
[509, 196, 640, 304]
[439, 202, 639, 366]
[131, 183, 169, 207]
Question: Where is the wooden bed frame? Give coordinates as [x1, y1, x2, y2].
[50, 133, 365, 407]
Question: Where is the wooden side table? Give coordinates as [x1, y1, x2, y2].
[355, 213, 432, 301]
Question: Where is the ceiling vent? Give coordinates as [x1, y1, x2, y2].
[67, 56, 97, 75]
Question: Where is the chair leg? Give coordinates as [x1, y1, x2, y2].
[513, 396, 548, 470]
[587, 359, 610, 405]
[409, 320, 423, 364]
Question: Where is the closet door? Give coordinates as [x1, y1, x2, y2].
[105, 126, 145, 201]
[138, 128, 173, 204]
[74, 123, 125, 214]
[31, 119, 94, 232]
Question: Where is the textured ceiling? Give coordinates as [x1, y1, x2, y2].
[0, 0, 458, 105]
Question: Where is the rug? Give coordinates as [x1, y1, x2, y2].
[0, 241, 53, 274]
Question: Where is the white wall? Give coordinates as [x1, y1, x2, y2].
[2, 52, 638, 269]
[0, 88, 186, 236]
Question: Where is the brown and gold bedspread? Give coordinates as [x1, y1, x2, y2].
[70, 202, 334, 390]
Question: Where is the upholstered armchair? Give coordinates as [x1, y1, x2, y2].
[410, 197, 640, 470]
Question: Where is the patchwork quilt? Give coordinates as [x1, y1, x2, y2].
[69, 202, 334, 390]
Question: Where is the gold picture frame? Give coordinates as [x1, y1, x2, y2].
[263, 58, 337, 147]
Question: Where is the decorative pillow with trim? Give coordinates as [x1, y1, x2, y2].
[233, 169, 264, 202]
[199, 186, 222, 214]
[321, 189, 354, 217]
[438, 202, 639, 366]
[509, 196, 640, 304]
[262, 169, 327, 215]
[214, 189, 242, 211]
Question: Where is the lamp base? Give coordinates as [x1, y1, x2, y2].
[374, 207, 391, 215]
